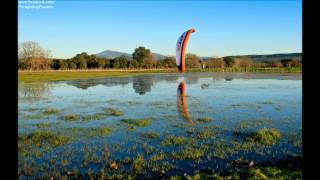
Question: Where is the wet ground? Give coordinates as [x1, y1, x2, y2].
[18, 72, 302, 179]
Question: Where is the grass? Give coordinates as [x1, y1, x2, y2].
[161, 136, 192, 146]
[166, 157, 301, 179]
[195, 129, 217, 139]
[61, 109, 124, 121]
[288, 132, 302, 148]
[120, 118, 151, 127]
[150, 152, 166, 161]
[36, 123, 50, 128]
[103, 108, 124, 116]
[85, 127, 113, 137]
[81, 113, 106, 121]
[250, 128, 282, 145]
[197, 117, 213, 123]
[18, 68, 301, 82]
[66, 126, 113, 137]
[261, 100, 273, 104]
[171, 146, 208, 160]
[63, 114, 81, 121]
[18, 71, 149, 82]
[235, 119, 273, 130]
[20, 114, 45, 120]
[132, 154, 145, 173]
[18, 131, 69, 157]
[139, 132, 160, 139]
[43, 108, 60, 115]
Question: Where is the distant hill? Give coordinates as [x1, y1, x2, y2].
[226, 53, 302, 62]
[95, 50, 301, 62]
[152, 53, 166, 60]
[96, 50, 167, 60]
[96, 50, 131, 59]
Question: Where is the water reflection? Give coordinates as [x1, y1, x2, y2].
[225, 76, 233, 81]
[185, 76, 199, 84]
[132, 76, 154, 95]
[53, 73, 301, 96]
[66, 78, 131, 89]
[177, 81, 196, 125]
[18, 82, 52, 101]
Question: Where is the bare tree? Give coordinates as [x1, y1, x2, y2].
[239, 58, 253, 69]
[206, 58, 225, 68]
[18, 41, 52, 70]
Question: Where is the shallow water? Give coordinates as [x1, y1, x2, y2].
[18, 72, 302, 179]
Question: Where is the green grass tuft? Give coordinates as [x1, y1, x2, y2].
[197, 117, 213, 123]
[139, 132, 160, 139]
[250, 128, 281, 145]
[103, 108, 124, 116]
[63, 114, 81, 121]
[120, 118, 151, 127]
[161, 136, 193, 146]
[43, 108, 60, 115]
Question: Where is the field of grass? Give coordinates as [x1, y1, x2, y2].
[18, 70, 151, 82]
[18, 67, 301, 82]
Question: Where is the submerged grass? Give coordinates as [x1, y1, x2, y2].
[18, 131, 69, 157]
[20, 114, 45, 120]
[132, 154, 145, 173]
[197, 117, 213, 123]
[63, 114, 81, 121]
[235, 128, 282, 146]
[250, 128, 282, 145]
[120, 118, 151, 127]
[171, 145, 208, 160]
[66, 126, 113, 137]
[161, 136, 193, 146]
[261, 100, 273, 104]
[103, 108, 124, 116]
[139, 132, 160, 139]
[36, 122, 50, 128]
[235, 119, 273, 130]
[43, 108, 60, 115]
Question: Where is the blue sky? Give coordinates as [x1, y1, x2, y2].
[18, 0, 302, 58]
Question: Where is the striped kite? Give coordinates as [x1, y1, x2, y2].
[176, 28, 196, 73]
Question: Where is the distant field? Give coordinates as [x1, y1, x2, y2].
[18, 67, 302, 82]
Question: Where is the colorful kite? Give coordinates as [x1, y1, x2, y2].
[176, 28, 196, 73]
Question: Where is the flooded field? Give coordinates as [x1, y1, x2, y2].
[18, 72, 302, 179]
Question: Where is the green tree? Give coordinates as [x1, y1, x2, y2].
[128, 59, 139, 68]
[280, 59, 293, 67]
[97, 59, 106, 69]
[59, 60, 69, 70]
[159, 56, 176, 68]
[51, 59, 60, 70]
[112, 56, 129, 68]
[78, 59, 87, 69]
[132, 46, 154, 67]
[223, 57, 235, 67]
[68, 61, 77, 69]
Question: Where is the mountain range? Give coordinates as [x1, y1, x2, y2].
[96, 50, 166, 60]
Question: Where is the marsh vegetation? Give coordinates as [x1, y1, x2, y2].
[18, 73, 302, 179]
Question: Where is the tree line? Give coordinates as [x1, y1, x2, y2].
[18, 41, 302, 71]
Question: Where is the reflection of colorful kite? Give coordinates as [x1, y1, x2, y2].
[176, 28, 196, 73]
[177, 81, 196, 125]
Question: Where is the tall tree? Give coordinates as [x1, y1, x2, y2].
[223, 57, 235, 67]
[132, 46, 154, 67]
[18, 41, 52, 70]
